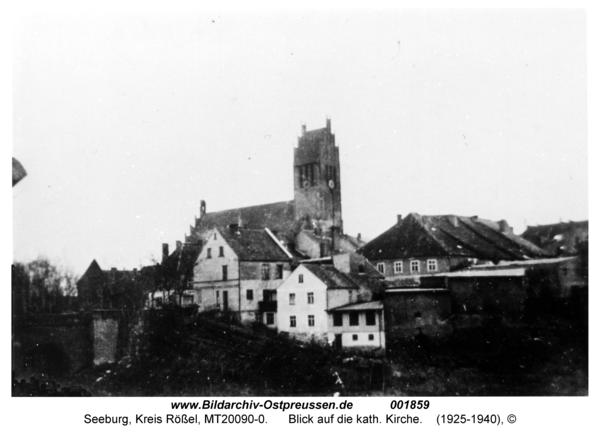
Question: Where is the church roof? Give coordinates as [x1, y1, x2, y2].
[195, 201, 297, 237]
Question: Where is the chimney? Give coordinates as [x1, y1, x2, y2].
[111, 267, 117, 272]
[397, 215, 403, 224]
[301, 124, 306, 136]
[448, 215, 459, 227]
[498, 220, 512, 234]
[357, 233, 361, 242]
[176, 240, 182, 250]
[162, 243, 169, 261]
[326, 118, 331, 131]
[200, 200, 206, 217]
[237, 214, 244, 229]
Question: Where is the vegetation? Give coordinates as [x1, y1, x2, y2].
[12, 258, 79, 316]
[79, 309, 586, 397]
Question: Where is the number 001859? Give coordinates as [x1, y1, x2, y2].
[390, 400, 430, 410]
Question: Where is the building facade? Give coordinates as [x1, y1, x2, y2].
[360, 213, 548, 282]
[183, 120, 362, 259]
[276, 264, 359, 343]
[327, 301, 385, 350]
[192, 227, 292, 325]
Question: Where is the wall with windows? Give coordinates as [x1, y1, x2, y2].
[374, 257, 465, 278]
[276, 265, 329, 341]
[327, 310, 385, 349]
[193, 229, 240, 285]
[296, 231, 332, 259]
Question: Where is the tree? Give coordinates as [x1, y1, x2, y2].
[12, 257, 79, 316]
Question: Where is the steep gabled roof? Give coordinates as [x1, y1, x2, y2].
[163, 242, 203, 279]
[521, 220, 588, 255]
[303, 264, 358, 289]
[77, 259, 138, 287]
[79, 259, 104, 280]
[359, 213, 547, 262]
[220, 228, 291, 261]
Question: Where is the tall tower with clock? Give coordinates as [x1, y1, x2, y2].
[293, 118, 343, 235]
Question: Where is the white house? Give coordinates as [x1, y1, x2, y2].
[192, 226, 292, 325]
[276, 264, 360, 343]
[327, 300, 385, 350]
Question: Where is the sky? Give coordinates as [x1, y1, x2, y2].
[11, 9, 587, 276]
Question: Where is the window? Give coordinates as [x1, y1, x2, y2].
[349, 312, 359, 326]
[366, 311, 376, 326]
[216, 290, 220, 304]
[266, 312, 274, 325]
[207, 248, 212, 258]
[352, 334, 358, 341]
[358, 264, 365, 273]
[222, 265, 228, 281]
[214, 233, 217, 240]
[333, 313, 343, 327]
[299, 274, 304, 283]
[307, 292, 314, 304]
[368, 334, 374, 341]
[219, 246, 224, 257]
[348, 290, 355, 303]
[290, 316, 296, 328]
[289, 293, 295, 305]
[262, 263, 270, 280]
[394, 261, 403, 274]
[427, 259, 438, 272]
[246, 289, 253, 301]
[410, 260, 420, 273]
[377, 263, 385, 274]
[276, 264, 284, 279]
[308, 315, 315, 327]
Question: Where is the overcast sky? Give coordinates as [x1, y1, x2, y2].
[12, 9, 587, 275]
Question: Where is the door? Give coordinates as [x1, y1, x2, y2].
[223, 291, 229, 311]
[334, 334, 342, 349]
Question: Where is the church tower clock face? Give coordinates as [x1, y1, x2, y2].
[293, 119, 343, 233]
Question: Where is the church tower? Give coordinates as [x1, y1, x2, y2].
[293, 118, 343, 235]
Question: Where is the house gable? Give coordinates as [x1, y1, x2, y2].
[194, 228, 239, 283]
[277, 265, 329, 335]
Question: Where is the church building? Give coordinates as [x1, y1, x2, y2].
[185, 119, 363, 259]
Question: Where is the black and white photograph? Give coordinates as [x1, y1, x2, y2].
[9, 4, 590, 413]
